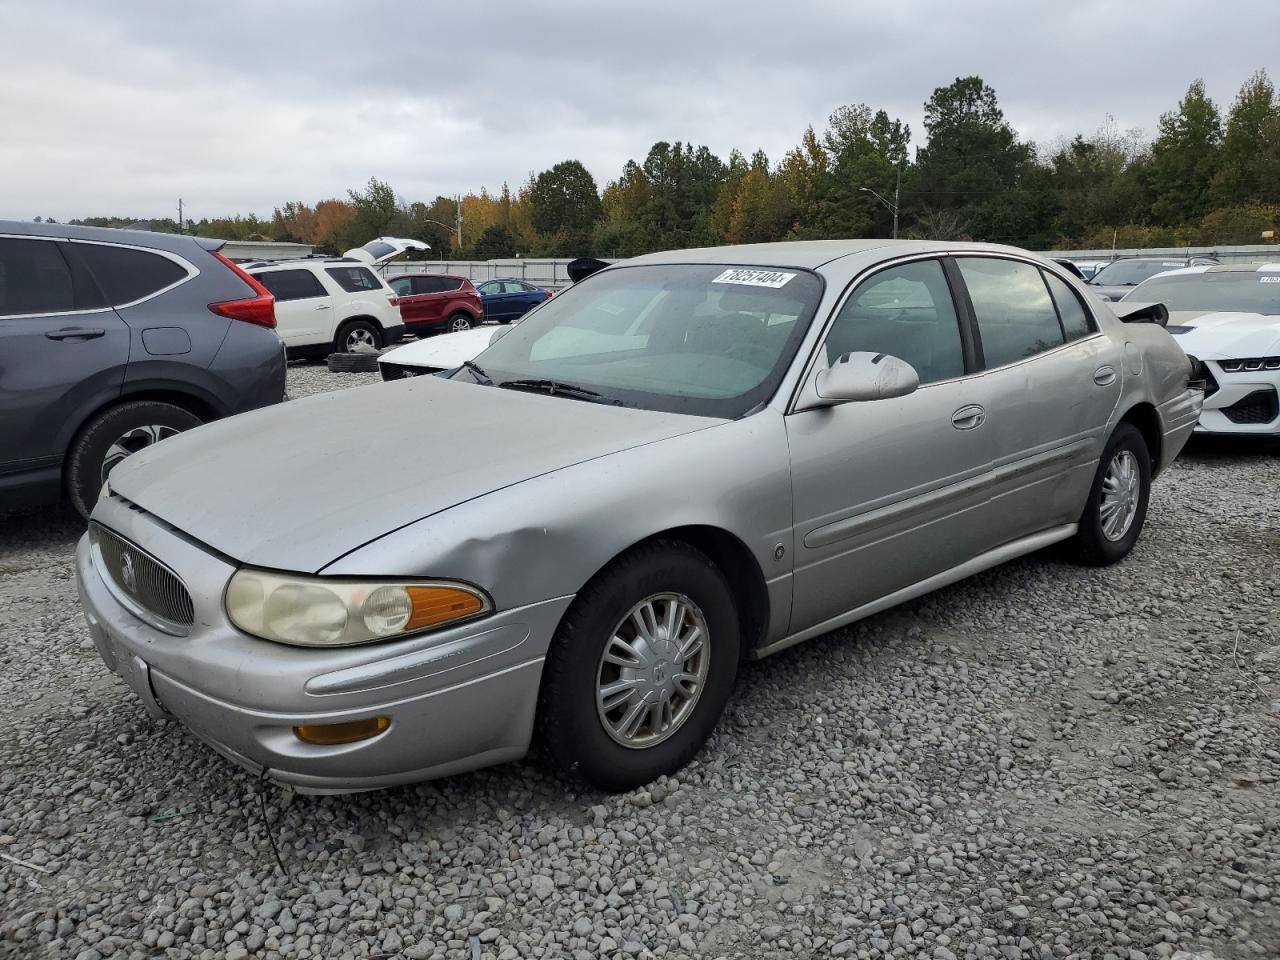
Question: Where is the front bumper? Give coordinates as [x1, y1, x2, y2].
[1196, 363, 1280, 435]
[76, 496, 571, 793]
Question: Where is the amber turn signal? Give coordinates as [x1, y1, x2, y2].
[293, 716, 390, 745]
[405, 586, 486, 630]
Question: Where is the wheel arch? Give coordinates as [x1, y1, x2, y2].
[336, 313, 385, 331]
[1117, 401, 1163, 475]
[584, 524, 771, 658]
[61, 385, 220, 457]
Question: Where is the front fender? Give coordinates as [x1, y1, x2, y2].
[323, 412, 797, 642]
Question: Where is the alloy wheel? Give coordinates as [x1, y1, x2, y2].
[448, 316, 472, 333]
[346, 328, 377, 351]
[595, 593, 710, 749]
[101, 425, 180, 484]
[1100, 449, 1140, 541]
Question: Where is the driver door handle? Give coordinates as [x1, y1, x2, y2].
[951, 404, 986, 430]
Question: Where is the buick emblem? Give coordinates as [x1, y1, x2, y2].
[120, 551, 138, 593]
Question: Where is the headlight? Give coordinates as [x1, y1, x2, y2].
[225, 569, 490, 647]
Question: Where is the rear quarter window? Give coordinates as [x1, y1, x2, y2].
[70, 242, 189, 306]
[325, 266, 384, 293]
[1043, 272, 1094, 341]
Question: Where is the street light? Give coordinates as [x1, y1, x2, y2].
[859, 167, 901, 240]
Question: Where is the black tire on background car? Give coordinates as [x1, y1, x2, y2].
[66, 400, 202, 518]
[326, 352, 380, 373]
[1070, 422, 1151, 566]
[446, 312, 474, 333]
[335, 319, 382, 354]
[537, 540, 741, 791]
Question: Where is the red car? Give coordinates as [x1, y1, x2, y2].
[386, 274, 484, 335]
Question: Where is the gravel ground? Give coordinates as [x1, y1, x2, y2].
[1, 366, 1278, 960]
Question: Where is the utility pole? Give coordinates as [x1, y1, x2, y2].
[177, 198, 183, 235]
[892, 166, 900, 241]
[454, 194, 463, 250]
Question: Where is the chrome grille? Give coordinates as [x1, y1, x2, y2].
[91, 523, 194, 629]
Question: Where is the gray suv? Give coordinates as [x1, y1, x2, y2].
[0, 221, 286, 517]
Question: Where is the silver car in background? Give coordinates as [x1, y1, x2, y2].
[76, 240, 1202, 793]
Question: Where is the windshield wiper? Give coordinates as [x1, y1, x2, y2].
[497, 378, 623, 405]
[459, 360, 492, 385]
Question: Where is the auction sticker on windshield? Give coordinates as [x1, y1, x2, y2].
[712, 268, 796, 288]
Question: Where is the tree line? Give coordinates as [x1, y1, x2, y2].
[57, 71, 1280, 258]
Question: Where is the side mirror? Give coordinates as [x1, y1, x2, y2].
[805, 351, 920, 407]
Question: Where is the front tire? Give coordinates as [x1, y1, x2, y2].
[537, 540, 740, 791]
[1070, 422, 1151, 566]
[66, 401, 202, 518]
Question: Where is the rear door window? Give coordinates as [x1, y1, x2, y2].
[0, 237, 76, 316]
[1043, 272, 1094, 341]
[413, 277, 450, 294]
[255, 268, 328, 302]
[70, 242, 189, 306]
[957, 258, 1066, 368]
[325, 266, 383, 293]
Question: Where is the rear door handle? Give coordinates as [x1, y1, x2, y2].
[314, 304, 331, 311]
[45, 327, 106, 341]
[1093, 365, 1117, 386]
[951, 404, 986, 430]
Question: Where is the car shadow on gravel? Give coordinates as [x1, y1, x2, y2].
[0, 503, 84, 564]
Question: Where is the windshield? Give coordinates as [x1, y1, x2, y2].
[1124, 271, 1280, 315]
[1091, 259, 1186, 286]
[459, 263, 824, 417]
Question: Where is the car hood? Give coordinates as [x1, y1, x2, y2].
[106, 377, 715, 572]
[1165, 310, 1280, 360]
[380, 327, 495, 371]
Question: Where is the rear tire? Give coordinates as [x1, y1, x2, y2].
[1070, 422, 1151, 566]
[335, 319, 382, 354]
[446, 312, 474, 333]
[537, 540, 740, 791]
[67, 401, 202, 518]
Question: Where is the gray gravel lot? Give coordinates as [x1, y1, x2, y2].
[1, 364, 1278, 960]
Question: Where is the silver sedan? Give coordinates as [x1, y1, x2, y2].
[76, 240, 1202, 793]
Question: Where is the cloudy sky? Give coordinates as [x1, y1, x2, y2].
[1, 0, 1277, 223]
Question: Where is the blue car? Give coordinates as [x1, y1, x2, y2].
[475, 277, 552, 323]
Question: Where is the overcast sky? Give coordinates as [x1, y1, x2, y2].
[1, 0, 1277, 223]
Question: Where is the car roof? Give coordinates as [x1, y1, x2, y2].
[390, 273, 469, 281]
[1140, 263, 1280, 279]
[0, 218, 224, 255]
[620, 239, 1056, 271]
[246, 257, 362, 270]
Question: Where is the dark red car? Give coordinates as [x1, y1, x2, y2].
[386, 274, 484, 335]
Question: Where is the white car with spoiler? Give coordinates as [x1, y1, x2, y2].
[1123, 263, 1280, 435]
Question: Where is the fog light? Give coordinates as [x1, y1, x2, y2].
[293, 716, 390, 745]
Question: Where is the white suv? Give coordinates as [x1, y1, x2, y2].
[246, 237, 429, 357]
